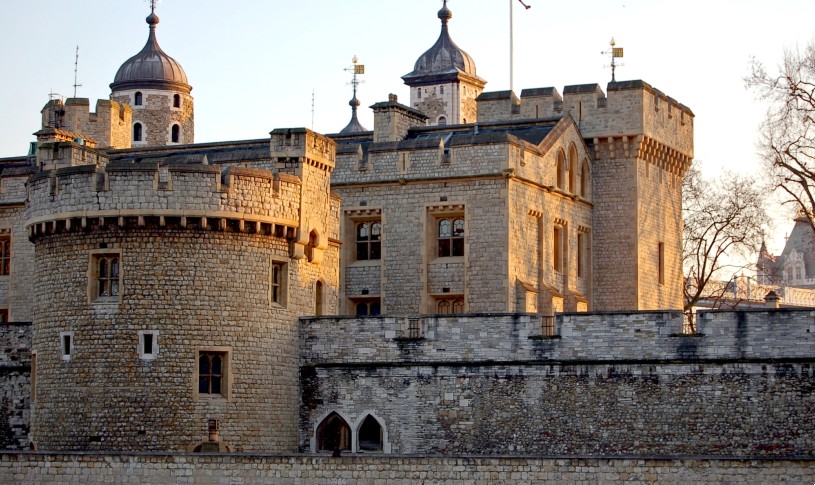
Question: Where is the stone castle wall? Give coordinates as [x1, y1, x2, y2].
[300, 310, 815, 455]
[0, 323, 30, 451]
[1, 453, 812, 484]
[0, 169, 35, 322]
[25, 160, 339, 452]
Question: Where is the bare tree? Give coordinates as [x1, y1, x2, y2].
[747, 42, 815, 232]
[683, 163, 769, 330]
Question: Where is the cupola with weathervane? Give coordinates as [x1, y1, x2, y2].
[402, 0, 486, 126]
[110, 2, 194, 146]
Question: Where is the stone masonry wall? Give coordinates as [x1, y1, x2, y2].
[0, 171, 34, 322]
[300, 310, 815, 455]
[26, 160, 340, 452]
[1, 453, 812, 484]
[0, 323, 30, 450]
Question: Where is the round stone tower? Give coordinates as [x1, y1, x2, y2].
[110, 5, 194, 147]
[25, 133, 339, 451]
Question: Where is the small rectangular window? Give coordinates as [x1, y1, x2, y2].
[577, 233, 585, 278]
[658, 242, 665, 286]
[60, 331, 74, 362]
[197, 350, 229, 398]
[89, 250, 123, 303]
[0, 309, 7, 322]
[270, 259, 288, 307]
[139, 330, 159, 360]
[553, 226, 564, 273]
[0, 236, 10, 276]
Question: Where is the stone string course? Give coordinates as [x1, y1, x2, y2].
[0, 453, 811, 484]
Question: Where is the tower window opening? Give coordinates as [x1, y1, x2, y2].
[173, 94, 181, 108]
[171, 124, 180, 143]
[134, 92, 143, 106]
[438, 116, 447, 126]
[133, 123, 143, 142]
[358, 415, 384, 452]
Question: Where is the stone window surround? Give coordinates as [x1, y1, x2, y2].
[428, 204, 466, 262]
[433, 295, 465, 314]
[194, 346, 232, 402]
[354, 220, 382, 262]
[345, 208, 383, 267]
[170, 123, 181, 144]
[88, 248, 123, 305]
[351, 297, 381, 317]
[269, 257, 288, 308]
[60, 331, 74, 362]
[0, 229, 10, 276]
[311, 410, 391, 454]
[138, 330, 159, 360]
[133, 121, 146, 144]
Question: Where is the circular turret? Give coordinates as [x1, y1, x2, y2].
[26, 161, 338, 452]
[110, 6, 194, 147]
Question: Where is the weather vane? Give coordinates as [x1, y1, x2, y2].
[146, 0, 162, 12]
[344, 56, 365, 101]
[602, 37, 624, 82]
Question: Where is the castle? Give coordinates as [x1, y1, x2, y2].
[0, 3, 812, 482]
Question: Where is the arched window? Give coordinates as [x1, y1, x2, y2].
[357, 415, 383, 452]
[356, 222, 381, 261]
[315, 280, 324, 316]
[581, 159, 590, 198]
[556, 150, 566, 190]
[438, 116, 447, 126]
[173, 94, 181, 108]
[134, 92, 143, 106]
[133, 123, 143, 142]
[437, 298, 464, 314]
[171, 124, 180, 143]
[568, 144, 578, 193]
[438, 218, 465, 257]
[316, 412, 351, 453]
[97, 255, 119, 297]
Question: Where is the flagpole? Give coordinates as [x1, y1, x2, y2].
[509, 0, 514, 94]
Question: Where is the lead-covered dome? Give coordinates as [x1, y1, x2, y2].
[110, 9, 191, 93]
[402, 0, 482, 82]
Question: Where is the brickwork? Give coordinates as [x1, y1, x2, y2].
[300, 310, 815, 456]
[2, 453, 812, 484]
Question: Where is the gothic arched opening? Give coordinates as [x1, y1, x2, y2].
[316, 412, 351, 453]
[357, 415, 383, 452]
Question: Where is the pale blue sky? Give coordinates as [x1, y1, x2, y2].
[1, 0, 813, 252]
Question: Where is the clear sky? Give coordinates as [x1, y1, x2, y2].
[1, 0, 813, 253]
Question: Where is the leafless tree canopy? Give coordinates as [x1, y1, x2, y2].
[747, 43, 815, 232]
[683, 164, 768, 316]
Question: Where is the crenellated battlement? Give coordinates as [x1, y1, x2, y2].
[476, 80, 694, 163]
[25, 162, 305, 241]
[40, 98, 132, 150]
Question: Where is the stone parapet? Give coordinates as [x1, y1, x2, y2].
[25, 162, 304, 241]
[301, 309, 815, 366]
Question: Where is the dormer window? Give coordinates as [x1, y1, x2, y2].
[134, 92, 143, 106]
